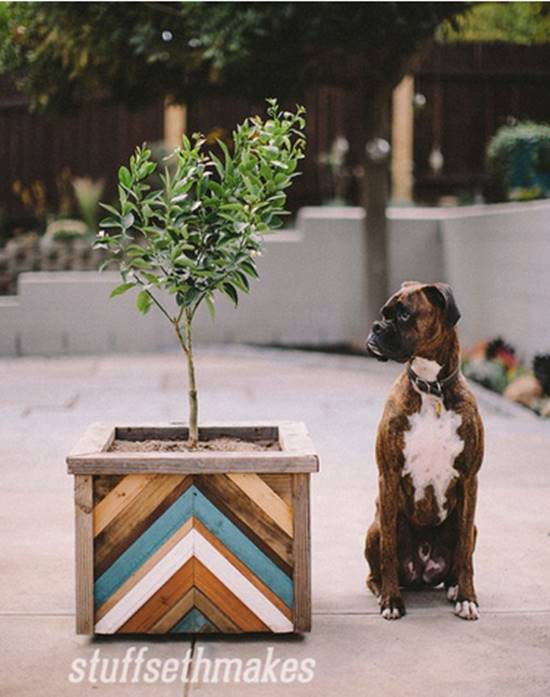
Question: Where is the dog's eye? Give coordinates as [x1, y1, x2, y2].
[398, 308, 411, 323]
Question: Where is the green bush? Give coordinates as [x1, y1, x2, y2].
[485, 122, 550, 202]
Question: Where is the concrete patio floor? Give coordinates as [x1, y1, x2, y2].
[0, 346, 549, 696]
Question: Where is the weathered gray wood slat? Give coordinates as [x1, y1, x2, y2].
[68, 451, 319, 474]
[67, 422, 320, 474]
[74, 475, 94, 634]
[116, 424, 279, 442]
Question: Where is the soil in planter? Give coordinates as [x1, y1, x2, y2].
[109, 437, 280, 453]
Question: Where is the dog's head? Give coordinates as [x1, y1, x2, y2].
[366, 281, 461, 363]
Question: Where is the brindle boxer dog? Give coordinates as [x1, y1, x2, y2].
[365, 281, 483, 621]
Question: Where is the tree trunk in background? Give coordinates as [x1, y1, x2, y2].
[391, 76, 414, 204]
[164, 99, 187, 150]
[360, 87, 391, 328]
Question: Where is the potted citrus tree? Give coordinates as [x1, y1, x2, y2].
[67, 100, 319, 635]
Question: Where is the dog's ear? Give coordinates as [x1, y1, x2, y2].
[423, 283, 461, 327]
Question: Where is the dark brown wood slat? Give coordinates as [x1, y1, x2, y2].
[194, 474, 294, 577]
[94, 474, 192, 577]
[292, 474, 311, 632]
[93, 474, 124, 506]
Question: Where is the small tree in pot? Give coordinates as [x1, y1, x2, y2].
[69, 102, 317, 637]
[97, 100, 305, 447]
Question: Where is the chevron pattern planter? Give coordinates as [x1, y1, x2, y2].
[67, 423, 318, 635]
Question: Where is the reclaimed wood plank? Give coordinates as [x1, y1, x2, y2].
[279, 422, 318, 467]
[93, 474, 124, 506]
[94, 474, 156, 536]
[149, 588, 194, 633]
[193, 488, 293, 607]
[74, 475, 93, 635]
[227, 473, 293, 537]
[67, 450, 318, 475]
[195, 532, 293, 633]
[69, 423, 114, 458]
[95, 517, 193, 622]
[95, 537, 194, 634]
[119, 558, 194, 633]
[115, 424, 279, 442]
[194, 558, 269, 632]
[194, 588, 240, 633]
[292, 473, 312, 632]
[94, 475, 191, 578]
[259, 474, 293, 507]
[194, 518, 292, 620]
[194, 474, 293, 574]
[171, 607, 218, 633]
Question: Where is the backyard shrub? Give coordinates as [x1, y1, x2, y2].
[485, 122, 550, 202]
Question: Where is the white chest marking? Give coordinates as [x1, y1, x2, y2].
[403, 359, 464, 521]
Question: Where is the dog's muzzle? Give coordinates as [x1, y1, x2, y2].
[366, 332, 389, 362]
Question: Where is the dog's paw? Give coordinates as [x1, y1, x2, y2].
[446, 585, 459, 602]
[454, 599, 479, 621]
[380, 596, 406, 620]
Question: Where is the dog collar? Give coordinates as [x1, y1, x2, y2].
[407, 364, 460, 399]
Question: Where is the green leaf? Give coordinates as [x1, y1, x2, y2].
[99, 203, 121, 217]
[205, 294, 216, 320]
[99, 258, 117, 272]
[110, 282, 136, 298]
[121, 213, 135, 228]
[136, 290, 152, 314]
[222, 283, 239, 307]
[241, 260, 259, 278]
[118, 166, 132, 187]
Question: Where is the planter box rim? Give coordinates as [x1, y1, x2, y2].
[67, 421, 319, 475]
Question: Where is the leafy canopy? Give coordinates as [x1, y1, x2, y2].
[438, 2, 550, 45]
[0, 2, 467, 112]
[98, 100, 305, 319]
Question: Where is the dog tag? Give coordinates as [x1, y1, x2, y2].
[435, 401, 442, 418]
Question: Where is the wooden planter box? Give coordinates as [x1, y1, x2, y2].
[67, 422, 318, 635]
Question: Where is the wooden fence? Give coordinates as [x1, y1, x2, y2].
[0, 77, 164, 234]
[414, 43, 550, 201]
[2, 43, 550, 226]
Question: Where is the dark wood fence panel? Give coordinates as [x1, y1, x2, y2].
[0, 79, 164, 225]
[2, 43, 550, 222]
[413, 44, 550, 201]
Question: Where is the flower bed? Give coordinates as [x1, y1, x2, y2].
[462, 338, 550, 417]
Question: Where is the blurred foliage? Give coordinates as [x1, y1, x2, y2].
[0, 2, 467, 112]
[462, 337, 523, 394]
[485, 122, 550, 202]
[72, 177, 105, 235]
[438, 2, 550, 44]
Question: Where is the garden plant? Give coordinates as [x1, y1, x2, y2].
[97, 100, 305, 447]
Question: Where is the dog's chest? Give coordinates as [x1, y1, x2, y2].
[402, 394, 464, 521]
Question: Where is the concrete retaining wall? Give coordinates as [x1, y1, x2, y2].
[1, 201, 549, 358]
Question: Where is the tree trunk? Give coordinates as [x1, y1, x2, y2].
[360, 87, 391, 327]
[173, 313, 199, 448]
[184, 313, 199, 448]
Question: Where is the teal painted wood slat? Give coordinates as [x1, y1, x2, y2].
[171, 608, 215, 633]
[94, 488, 195, 608]
[94, 485, 294, 612]
[193, 489, 293, 608]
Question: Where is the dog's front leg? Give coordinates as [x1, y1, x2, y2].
[378, 473, 405, 619]
[453, 475, 479, 620]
